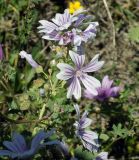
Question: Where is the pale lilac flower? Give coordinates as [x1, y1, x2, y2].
[0, 129, 55, 159]
[0, 44, 3, 60]
[56, 50, 104, 99]
[38, 9, 77, 33]
[84, 75, 121, 101]
[74, 104, 99, 152]
[19, 50, 39, 68]
[95, 152, 108, 160]
[72, 23, 99, 46]
[38, 9, 99, 46]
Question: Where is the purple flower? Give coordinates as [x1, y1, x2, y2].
[95, 152, 108, 160]
[0, 129, 55, 159]
[0, 44, 4, 60]
[19, 50, 39, 68]
[84, 75, 121, 101]
[56, 51, 104, 99]
[38, 9, 98, 46]
[74, 104, 99, 152]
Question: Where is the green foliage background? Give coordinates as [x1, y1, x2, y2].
[0, 0, 139, 159]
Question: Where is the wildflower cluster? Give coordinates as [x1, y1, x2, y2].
[38, 9, 98, 46]
[0, 4, 122, 160]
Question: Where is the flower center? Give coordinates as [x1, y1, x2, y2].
[76, 70, 82, 77]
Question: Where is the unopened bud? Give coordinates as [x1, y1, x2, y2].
[36, 65, 43, 73]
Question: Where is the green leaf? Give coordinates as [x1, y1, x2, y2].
[128, 26, 139, 42]
[100, 133, 109, 141]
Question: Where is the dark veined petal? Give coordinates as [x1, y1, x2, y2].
[57, 63, 74, 72]
[56, 71, 74, 80]
[38, 20, 58, 33]
[52, 9, 71, 30]
[80, 74, 100, 95]
[56, 63, 74, 80]
[12, 132, 27, 152]
[81, 138, 98, 152]
[82, 54, 104, 73]
[79, 117, 92, 129]
[69, 50, 85, 68]
[81, 130, 98, 146]
[67, 77, 81, 99]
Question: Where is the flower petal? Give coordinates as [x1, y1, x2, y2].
[12, 132, 27, 152]
[69, 50, 85, 68]
[31, 130, 47, 151]
[74, 104, 80, 118]
[111, 86, 121, 97]
[74, 14, 91, 27]
[67, 77, 81, 99]
[38, 20, 58, 33]
[79, 118, 92, 129]
[102, 76, 113, 89]
[79, 130, 99, 152]
[56, 63, 74, 80]
[30, 130, 55, 157]
[82, 130, 98, 145]
[81, 139, 98, 152]
[0, 150, 17, 158]
[19, 51, 39, 68]
[57, 63, 74, 71]
[3, 141, 19, 152]
[82, 54, 104, 72]
[95, 152, 108, 160]
[84, 89, 95, 99]
[80, 74, 100, 95]
[56, 72, 73, 80]
[81, 110, 88, 119]
[73, 35, 82, 46]
[52, 9, 71, 30]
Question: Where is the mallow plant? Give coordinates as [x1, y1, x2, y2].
[0, 5, 123, 160]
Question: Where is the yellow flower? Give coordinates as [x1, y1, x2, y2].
[68, 1, 83, 14]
